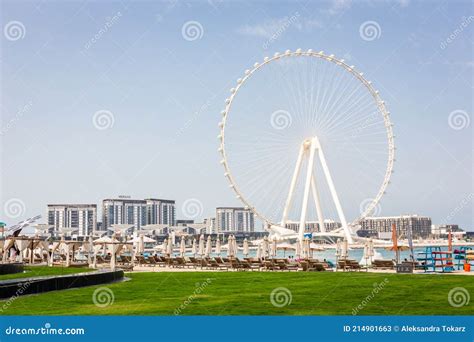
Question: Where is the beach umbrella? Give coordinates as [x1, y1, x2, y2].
[170, 231, 176, 245]
[302, 238, 310, 259]
[232, 235, 238, 257]
[243, 238, 249, 257]
[198, 235, 205, 257]
[448, 229, 452, 253]
[215, 237, 221, 255]
[335, 239, 341, 258]
[227, 235, 236, 258]
[180, 236, 186, 257]
[191, 238, 197, 256]
[205, 236, 212, 257]
[87, 235, 93, 267]
[341, 238, 348, 260]
[138, 234, 145, 254]
[360, 240, 370, 266]
[271, 238, 277, 258]
[295, 240, 301, 259]
[161, 238, 168, 254]
[262, 236, 269, 258]
[368, 239, 374, 258]
[390, 223, 399, 263]
[167, 237, 173, 256]
[256, 243, 262, 259]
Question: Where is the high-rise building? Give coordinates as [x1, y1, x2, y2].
[204, 217, 216, 234]
[47, 204, 97, 236]
[216, 207, 254, 233]
[102, 198, 175, 231]
[359, 215, 432, 239]
[146, 199, 175, 226]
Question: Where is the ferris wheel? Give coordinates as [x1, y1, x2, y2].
[218, 49, 395, 243]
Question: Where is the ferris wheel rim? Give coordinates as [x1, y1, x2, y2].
[218, 49, 395, 228]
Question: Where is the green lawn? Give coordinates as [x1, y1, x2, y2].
[1, 271, 472, 315]
[0, 266, 93, 281]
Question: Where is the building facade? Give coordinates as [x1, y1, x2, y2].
[102, 198, 175, 231]
[216, 207, 254, 233]
[359, 215, 432, 239]
[47, 204, 97, 236]
[285, 219, 342, 233]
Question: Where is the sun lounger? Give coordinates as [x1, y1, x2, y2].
[263, 260, 279, 271]
[215, 257, 232, 268]
[372, 259, 395, 269]
[275, 260, 298, 271]
[146, 256, 157, 267]
[135, 255, 146, 266]
[208, 258, 228, 270]
[240, 259, 260, 271]
[338, 259, 363, 271]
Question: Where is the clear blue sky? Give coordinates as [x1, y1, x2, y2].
[1, 0, 472, 230]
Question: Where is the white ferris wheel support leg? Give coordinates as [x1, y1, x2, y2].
[281, 143, 305, 228]
[310, 175, 326, 233]
[314, 137, 353, 243]
[298, 138, 317, 243]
